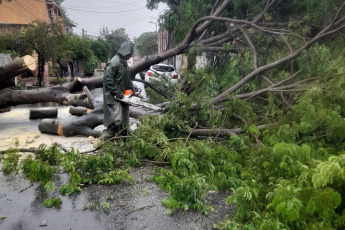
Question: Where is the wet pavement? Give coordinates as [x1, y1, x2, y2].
[0, 75, 235, 229]
[0, 164, 234, 230]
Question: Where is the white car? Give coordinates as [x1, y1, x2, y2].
[144, 63, 181, 84]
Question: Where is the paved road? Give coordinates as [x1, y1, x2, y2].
[0, 75, 234, 230]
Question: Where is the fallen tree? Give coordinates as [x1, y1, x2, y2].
[0, 86, 89, 109]
[1, 0, 344, 138]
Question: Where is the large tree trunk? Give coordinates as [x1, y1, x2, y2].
[69, 60, 76, 81]
[0, 86, 97, 109]
[0, 55, 36, 89]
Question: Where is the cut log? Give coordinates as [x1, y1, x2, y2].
[82, 86, 96, 109]
[38, 108, 103, 137]
[69, 106, 92, 116]
[29, 108, 58, 119]
[0, 55, 36, 84]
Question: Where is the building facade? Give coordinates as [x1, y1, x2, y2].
[0, 0, 71, 34]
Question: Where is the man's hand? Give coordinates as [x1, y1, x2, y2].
[115, 92, 124, 99]
[131, 86, 141, 97]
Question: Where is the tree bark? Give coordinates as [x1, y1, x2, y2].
[69, 106, 92, 116]
[182, 124, 274, 137]
[29, 108, 58, 119]
[67, 76, 103, 93]
[0, 86, 95, 109]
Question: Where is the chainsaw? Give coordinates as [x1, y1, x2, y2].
[115, 89, 162, 111]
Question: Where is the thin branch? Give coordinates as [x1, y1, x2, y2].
[79, 136, 131, 154]
[198, 31, 233, 45]
[198, 0, 222, 40]
[139, 159, 171, 166]
[209, 12, 343, 104]
[185, 122, 198, 145]
[154, 138, 189, 146]
[252, 0, 277, 23]
[195, 0, 232, 35]
[19, 184, 35, 193]
[238, 26, 258, 69]
[330, 2, 345, 25]
[183, 123, 275, 137]
[238, 70, 302, 99]
[0, 148, 35, 155]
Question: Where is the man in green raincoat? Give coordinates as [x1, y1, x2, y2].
[101, 41, 135, 140]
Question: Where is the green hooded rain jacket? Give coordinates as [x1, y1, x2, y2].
[103, 42, 134, 128]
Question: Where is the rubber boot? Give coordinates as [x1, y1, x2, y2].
[99, 123, 117, 141]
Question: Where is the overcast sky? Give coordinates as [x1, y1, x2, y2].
[61, 0, 166, 39]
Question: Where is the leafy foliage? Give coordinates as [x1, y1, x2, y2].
[90, 38, 109, 62]
[82, 54, 99, 76]
[22, 20, 64, 86]
[84, 200, 111, 214]
[99, 27, 129, 58]
[136, 32, 158, 56]
[43, 197, 62, 208]
[0, 143, 134, 198]
[1, 1, 345, 228]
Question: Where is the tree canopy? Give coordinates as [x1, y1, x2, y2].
[136, 31, 158, 56]
[90, 38, 109, 63]
[22, 20, 64, 86]
[99, 27, 130, 58]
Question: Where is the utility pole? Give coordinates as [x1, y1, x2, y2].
[82, 28, 85, 38]
[149, 21, 157, 33]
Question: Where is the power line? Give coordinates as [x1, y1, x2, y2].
[13, 0, 37, 20]
[62, 4, 145, 9]
[1, 3, 34, 22]
[14, 0, 48, 21]
[63, 0, 144, 9]
[62, 6, 147, 14]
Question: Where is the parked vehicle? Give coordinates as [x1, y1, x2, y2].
[144, 63, 181, 84]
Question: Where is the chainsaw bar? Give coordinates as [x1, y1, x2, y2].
[115, 96, 162, 111]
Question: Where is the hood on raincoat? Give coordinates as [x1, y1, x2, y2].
[117, 42, 134, 57]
